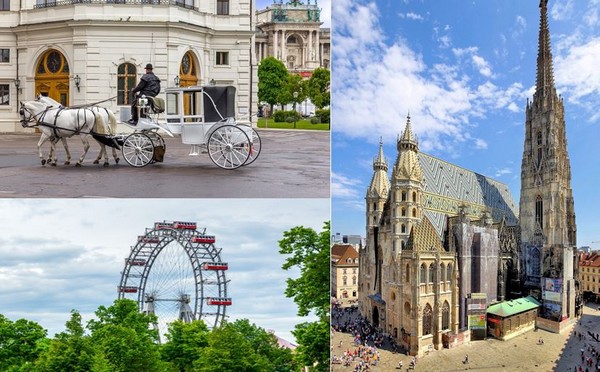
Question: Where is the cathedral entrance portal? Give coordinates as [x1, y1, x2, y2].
[372, 306, 379, 328]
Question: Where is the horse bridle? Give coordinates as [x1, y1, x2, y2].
[19, 103, 51, 128]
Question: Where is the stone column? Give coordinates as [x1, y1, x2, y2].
[315, 29, 320, 63]
[308, 31, 313, 62]
[273, 30, 278, 60]
[281, 30, 286, 63]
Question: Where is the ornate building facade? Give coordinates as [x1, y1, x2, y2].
[255, 0, 330, 75]
[0, 0, 255, 132]
[358, 0, 580, 356]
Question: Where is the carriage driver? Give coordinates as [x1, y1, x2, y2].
[128, 63, 161, 124]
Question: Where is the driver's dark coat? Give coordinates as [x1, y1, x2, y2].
[132, 72, 161, 97]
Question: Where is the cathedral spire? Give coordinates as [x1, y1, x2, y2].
[398, 113, 418, 153]
[535, 0, 556, 99]
[373, 137, 388, 173]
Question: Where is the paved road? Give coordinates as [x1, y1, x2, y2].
[332, 303, 600, 371]
[0, 129, 330, 198]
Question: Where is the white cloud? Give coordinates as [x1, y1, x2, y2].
[550, 0, 575, 21]
[399, 12, 424, 21]
[332, 172, 362, 199]
[333, 1, 526, 153]
[474, 138, 488, 150]
[495, 168, 513, 178]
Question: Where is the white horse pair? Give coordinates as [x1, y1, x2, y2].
[20, 96, 119, 166]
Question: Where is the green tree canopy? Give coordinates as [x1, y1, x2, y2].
[161, 320, 209, 372]
[35, 310, 94, 372]
[279, 73, 309, 107]
[88, 299, 163, 372]
[0, 314, 47, 371]
[279, 221, 330, 371]
[258, 57, 289, 110]
[308, 68, 330, 109]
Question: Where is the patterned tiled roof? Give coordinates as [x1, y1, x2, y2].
[579, 252, 600, 267]
[405, 216, 445, 252]
[418, 152, 518, 236]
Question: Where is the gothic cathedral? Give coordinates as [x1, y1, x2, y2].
[359, 0, 579, 357]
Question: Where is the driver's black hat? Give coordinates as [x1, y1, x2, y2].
[145, 63, 153, 70]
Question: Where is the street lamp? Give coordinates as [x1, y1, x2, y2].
[293, 91, 298, 129]
[74, 75, 81, 92]
[174, 75, 180, 87]
[13, 78, 21, 93]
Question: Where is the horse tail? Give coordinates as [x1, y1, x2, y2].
[106, 109, 117, 135]
[93, 112, 108, 135]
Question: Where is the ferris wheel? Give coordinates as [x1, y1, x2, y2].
[118, 221, 231, 342]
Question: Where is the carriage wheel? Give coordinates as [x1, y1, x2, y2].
[207, 125, 250, 170]
[122, 133, 154, 167]
[237, 125, 262, 166]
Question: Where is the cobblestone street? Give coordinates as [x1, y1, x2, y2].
[332, 303, 600, 371]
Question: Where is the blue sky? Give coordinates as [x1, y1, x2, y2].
[332, 0, 600, 249]
[257, 0, 331, 27]
[0, 199, 328, 343]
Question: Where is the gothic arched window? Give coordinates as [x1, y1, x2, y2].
[412, 208, 417, 217]
[423, 303, 433, 335]
[447, 264, 452, 281]
[402, 191, 407, 201]
[401, 208, 406, 216]
[440, 263, 445, 283]
[428, 263, 435, 283]
[412, 191, 417, 202]
[535, 196, 543, 228]
[405, 263, 410, 282]
[531, 248, 541, 276]
[401, 224, 406, 233]
[442, 301, 450, 330]
[420, 264, 426, 284]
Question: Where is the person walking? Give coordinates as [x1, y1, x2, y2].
[128, 63, 161, 124]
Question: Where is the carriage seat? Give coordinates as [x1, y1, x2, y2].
[148, 97, 165, 114]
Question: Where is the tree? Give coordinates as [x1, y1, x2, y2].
[161, 320, 209, 372]
[36, 310, 95, 372]
[87, 299, 164, 372]
[0, 314, 47, 371]
[278, 221, 330, 371]
[257, 57, 289, 115]
[193, 322, 270, 372]
[278, 73, 308, 109]
[307, 68, 330, 109]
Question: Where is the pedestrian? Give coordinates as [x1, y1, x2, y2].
[464, 354, 469, 364]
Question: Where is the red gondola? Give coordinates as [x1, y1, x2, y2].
[192, 235, 216, 244]
[118, 286, 138, 293]
[173, 221, 197, 230]
[154, 222, 173, 229]
[206, 297, 232, 306]
[127, 259, 146, 266]
[202, 262, 228, 270]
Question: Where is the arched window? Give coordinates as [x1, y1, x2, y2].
[401, 224, 406, 233]
[531, 248, 541, 276]
[352, 276, 357, 285]
[117, 63, 137, 105]
[535, 196, 543, 228]
[412, 191, 417, 202]
[391, 291, 396, 301]
[428, 263, 435, 283]
[447, 264, 452, 281]
[342, 276, 347, 285]
[405, 264, 410, 282]
[401, 208, 406, 216]
[537, 131, 542, 145]
[402, 191, 407, 201]
[412, 208, 417, 217]
[442, 301, 450, 330]
[440, 263, 445, 283]
[423, 303, 432, 335]
[420, 264, 426, 284]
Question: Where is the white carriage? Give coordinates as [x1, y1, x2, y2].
[97, 85, 261, 169]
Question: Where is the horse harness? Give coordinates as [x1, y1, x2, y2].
[20, 104, 98, 137]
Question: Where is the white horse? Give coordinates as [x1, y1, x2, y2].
[35, 95, 120, 166]
[19, 100, 109, 166]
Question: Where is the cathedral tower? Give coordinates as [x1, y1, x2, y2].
[391, 115, 424, 253]
[519, 0, 576, 322]
[366, 138, 390, 230]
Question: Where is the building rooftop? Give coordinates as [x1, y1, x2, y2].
[331, 244, 358, 266]
[487, 296, 541, 318]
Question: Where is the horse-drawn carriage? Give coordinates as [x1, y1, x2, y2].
[19, 86, 261, 169]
